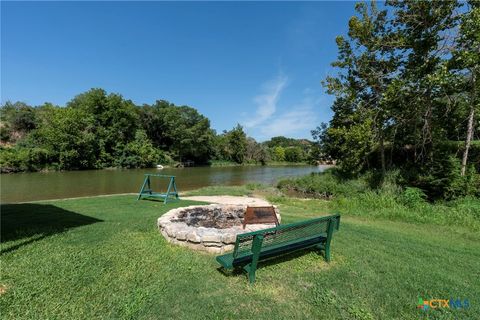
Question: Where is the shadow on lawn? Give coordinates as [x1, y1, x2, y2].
[218, 247, 326, 279]
[1, 203, 102, 254]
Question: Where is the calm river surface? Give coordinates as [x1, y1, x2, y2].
[1, 165, 327, 203]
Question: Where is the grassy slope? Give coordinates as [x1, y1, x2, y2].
[1, 195, 479, 319]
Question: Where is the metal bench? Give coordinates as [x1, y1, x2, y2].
[216, 214, 340, 283]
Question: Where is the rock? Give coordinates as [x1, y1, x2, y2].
[204, 246, 222, 254]
[202, 241, 223, 247]
[166, 226, 178, 237]
[202, 233, 222, 243]
[222, 244, 235, 252]
[221, 233, 237, 244]
[176, 230, 187, 241]
[187, 231, 201, 243]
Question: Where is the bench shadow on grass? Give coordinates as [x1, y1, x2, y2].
[1, 203, 102, 254]
[217, 247, 326, 279]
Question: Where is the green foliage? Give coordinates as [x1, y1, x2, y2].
[245, 138, 269, 164]
[264, 136, 312, 163]
[284, 146, 304, 162]
[34, 107, 98, 170]
[114, 130, 165, 168]
[277, 171, 480, 231]
[415, 155, 480, 200]
[325, 119, 375, 175]
[272, 146, 285, 161]
[278, 169, 368, 199]
[67, 88, 139, 166]
[141, 101, 214, 163]
[0, 147, 52, 173]
[1, 90, 308, 172]
[319, 1, 480, 198]
[0, 102, 37, 143]
[401, 187, 427, 208]
[0, 90, 218, 171]
[226, 124, 247, 164]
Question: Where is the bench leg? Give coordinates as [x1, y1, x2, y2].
[324, 244, 331, 262]
[243, 264, 257, 284]
[324, 219, 335, 262]
[244, 234, 264, 284]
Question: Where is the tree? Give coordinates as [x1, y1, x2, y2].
[226, 124, 247, 164]
[272, 146, 286, 162]
[34, 107, 97, 170]
[285, 146, 304, 162]
[140, 101, 214, 163]
[245, 137, 269, 165]
[319, 1, 479, 197]
[323, 1, 397, 176]
[449, 1, 480, 175]
[67, 88, 139, 166]
[0, 101, 37, 143]
[387, 0, 461, 165]
[115, 130, 163, 168]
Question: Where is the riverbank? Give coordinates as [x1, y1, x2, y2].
[1, 193, 478, 319]
[208, 160, 314, 167]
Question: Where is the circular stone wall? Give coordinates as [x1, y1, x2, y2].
[157, 204, 281, 253]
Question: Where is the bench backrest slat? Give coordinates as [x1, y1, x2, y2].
[233, 214, 340, 259]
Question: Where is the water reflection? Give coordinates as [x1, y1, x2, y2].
[0, 165, 328, 203]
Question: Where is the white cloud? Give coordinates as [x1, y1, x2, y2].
[258, 97, 317, 138]
[244, 74, 288, 128]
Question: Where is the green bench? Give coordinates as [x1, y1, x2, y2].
[216, 214, 340, 284]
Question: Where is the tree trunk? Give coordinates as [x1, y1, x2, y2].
[380, 130, 386, 178]
[461, 106, 475, 176]
[461, 71, 477, 176]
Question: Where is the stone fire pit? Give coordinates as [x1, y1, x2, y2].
[157, 204, 281, 253]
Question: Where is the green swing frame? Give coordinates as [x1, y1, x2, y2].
[137, 174, 179, 204]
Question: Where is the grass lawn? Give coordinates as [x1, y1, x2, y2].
[1, 194, 479, 319]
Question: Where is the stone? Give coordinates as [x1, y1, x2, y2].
[165, 226, 177, 237]
[187, 231, 201, 243]
[202, 241, 223, 247]
[222, 244, 235, 252]
[221, 233, 236, 244]
[202, 233, 222, 243]
[176, 230, 187, 241]
[204, 246, 223, 254]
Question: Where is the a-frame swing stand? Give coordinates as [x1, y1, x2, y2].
[137, 174, 179, 204]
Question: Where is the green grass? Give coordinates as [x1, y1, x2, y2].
[1, 194, 479, 319]
[183, 183, 277, 197]
[277, 171, 480, 232]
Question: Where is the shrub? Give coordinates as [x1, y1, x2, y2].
[277, 169, 368, 199]
[115, 130, 165, 168]
[284, 147, 304, 162]
[401, 187, 427, 207]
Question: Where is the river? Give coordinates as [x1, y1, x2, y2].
[0, 165, 327, 203]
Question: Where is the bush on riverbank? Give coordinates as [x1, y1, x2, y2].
[276, 169, 480, 231]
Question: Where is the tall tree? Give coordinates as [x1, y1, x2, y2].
[387, 0, 461, 164]
[450, 0, 480, 175]
[67, 88, 139, 166]
[226, 124, 247, 164]
[324, 1, 397, 176]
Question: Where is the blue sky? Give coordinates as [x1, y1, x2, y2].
[1, 1, 355, 141]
